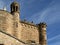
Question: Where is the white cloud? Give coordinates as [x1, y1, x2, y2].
[48, 35, 60, 45]
[49, 42, 60, 45]
[28, 1, 60, 25]
[48, 35, 60, 42]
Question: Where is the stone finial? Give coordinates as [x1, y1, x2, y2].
[3, 6, 6, 11]
[31, 21, 33, 23]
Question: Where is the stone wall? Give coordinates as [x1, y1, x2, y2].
[20, 22, 39, 43]
[0, 10, 13, 35]
[0, 30, 25, 45]
[0, 10, 22, 41]
[0, 10, 41, 44]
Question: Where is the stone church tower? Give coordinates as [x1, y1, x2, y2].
[10, 1, 21, 39]
[0, 1, 47, 45]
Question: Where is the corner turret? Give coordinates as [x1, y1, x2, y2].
[38, 22, 47, 45]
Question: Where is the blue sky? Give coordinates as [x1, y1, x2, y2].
[0, 0, 60, 45]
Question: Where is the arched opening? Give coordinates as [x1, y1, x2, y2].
[16, 6, 18, 11]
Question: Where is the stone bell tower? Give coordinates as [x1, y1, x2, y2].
[38, 22, 47, 45]
[10, 1, 20, 13]
[10, 1, 21, 39]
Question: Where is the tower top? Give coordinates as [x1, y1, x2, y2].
[39, 22, 46, 25]
[10, 1, 20, 13]
[38, 22, 47, 27]
[11, 1, 19, 6]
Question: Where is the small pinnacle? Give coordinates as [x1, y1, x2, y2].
[31, 21, 33, 23]
[3, 6, 6, 11]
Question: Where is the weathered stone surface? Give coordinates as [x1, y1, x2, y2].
[0, 1, 47, 45]
[0, 30, 25, 45]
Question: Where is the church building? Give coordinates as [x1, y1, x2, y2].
[0, 1, 47, 45]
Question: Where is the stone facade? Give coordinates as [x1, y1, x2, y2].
[20, 21, 39, 43]
[0, 30, 25, 45]
[0, 1, 47, 45]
